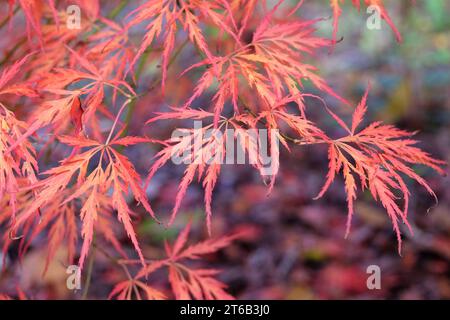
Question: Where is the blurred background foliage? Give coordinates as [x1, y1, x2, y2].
[0, 0, 448, 300]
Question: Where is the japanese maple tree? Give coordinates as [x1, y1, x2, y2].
[0, 0, 445, 300]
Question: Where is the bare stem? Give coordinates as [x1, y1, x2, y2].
[108, 0, 128, 19]
[105, 98, 132, 145]
[0, 6, 19, 30]
[81, 241, 96, 300]
[120, 38, 190, 139]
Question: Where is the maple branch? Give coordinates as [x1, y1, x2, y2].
[241, 101, 325, 146]
[93, 242, 117, 262]
[120, 38, 190, 139]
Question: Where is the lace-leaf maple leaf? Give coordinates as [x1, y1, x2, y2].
[8, 1, 58, 47]
[182, 2, 348, 124]
[135, 222, 241, 300]
[24, 193, 78, 274]
[146, 108, 282, 232]
[12, 132, 156, 270]
[0, 52, 37, 97]
[315, 89, 445, 252]
[109, 279, 166, 300]
[125, 0, 238, 91]
[0, 105, 38, 221]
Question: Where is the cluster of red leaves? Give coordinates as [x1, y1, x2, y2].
[314, 87, 445, 252]
[110, 223, 239, 300]
[0, 0, 444, 299]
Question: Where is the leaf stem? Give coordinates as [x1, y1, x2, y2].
[105, 98, 132, 145]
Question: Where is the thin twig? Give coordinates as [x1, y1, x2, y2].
[240, 98, 324, 146]
[108, 0, 128, 19]
[0, 6, 19, 30]
[0, 36, 26, 67]
[119, 38, 190, 139]
[81, 240, 96, 300]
